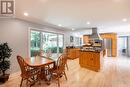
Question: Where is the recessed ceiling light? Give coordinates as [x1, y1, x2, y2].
[58, 24, 62, 27]
[86, 21, 90, 25]
[122, 18, 127, 22]
[24, 12, 29, 16]
[72, 28, 75, 30]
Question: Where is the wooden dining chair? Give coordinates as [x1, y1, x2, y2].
[46, 49, 52, 58]
[49, 54, 68, 87]
[37, 50, 48, 58]
[63, 49, 69, 70]
[33, 50, 42, 57]
[17, 55, 41, 87]
[33, 51, 39, 57]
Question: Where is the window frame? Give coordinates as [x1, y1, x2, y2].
[28, 27, 64, 57]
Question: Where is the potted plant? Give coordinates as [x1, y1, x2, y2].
[0, 43, 12, 83]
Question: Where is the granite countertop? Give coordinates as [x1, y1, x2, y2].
[80, 49, 102, 53]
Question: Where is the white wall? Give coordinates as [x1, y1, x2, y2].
[0, 18, 66, 73]
[64, 29, 92, 46]
[66, 25, 130, 38]
[65, 25, 130, 46]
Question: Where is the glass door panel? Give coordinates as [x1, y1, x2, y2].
[58, 34, 64, 53]
[42, 32, 58, 56]
[30, 30, 41, 57]
[30, 30, 64, 57]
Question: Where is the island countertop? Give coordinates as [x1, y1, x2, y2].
[80, 49, 102, 53]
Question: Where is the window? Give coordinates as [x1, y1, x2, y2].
[30, 29, 64, 57]
[58, 34, 64, 53]
[42, 32, 58, 54]
[30, 30, 41, 57]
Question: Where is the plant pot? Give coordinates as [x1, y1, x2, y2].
[0, 74, 10, 83]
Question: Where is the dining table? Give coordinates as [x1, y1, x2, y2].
[24, 54, 61, 85]
[24, 56, 55, 67]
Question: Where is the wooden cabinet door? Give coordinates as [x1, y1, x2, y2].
[75, 49, 80, 58]
[87, 52, 93, 66]
[79, 52, 84, 65]
[90, 55, 95, 67]
[67, 49, 75, 59]
[92, 53, 100, 67]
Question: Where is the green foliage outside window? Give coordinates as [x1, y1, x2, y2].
[30, 30, 64, 57]
[31, 47, 63, 57]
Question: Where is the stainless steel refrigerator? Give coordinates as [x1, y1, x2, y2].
[103, 38, 112, 57]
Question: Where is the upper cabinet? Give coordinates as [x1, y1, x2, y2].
[100, 33, 117, 57]
[83, 33, 117, 57]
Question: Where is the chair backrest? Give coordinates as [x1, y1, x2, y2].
[57, 54, 67, 71]
[46, 49, 52, 58]
[34, 51, 39, 57]
[39, 50, 44, 56]
[33, 50, 45, 57]
[17, 55, 27, 75]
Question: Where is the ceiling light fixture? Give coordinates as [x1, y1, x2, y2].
[72, 28, 75, 30]
[122, 18, 127, 22]
[86, 21, 90, 25]
[24, 12, 29, 16]
[58, 24, 62, 27]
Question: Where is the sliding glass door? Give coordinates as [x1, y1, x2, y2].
[30, 30, 41, 57]
[30, 30, 64, 57]
[58, 34, 64, 53]
[42, 32, 58, 55]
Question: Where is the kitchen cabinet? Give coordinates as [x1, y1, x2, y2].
[83, 33, 117, 57]
[79, 51, 103, 71]
[100, 33, 117, 57]
[66, 48, 80, 59]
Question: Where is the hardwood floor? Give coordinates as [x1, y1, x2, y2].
[1, 56, 130, 87]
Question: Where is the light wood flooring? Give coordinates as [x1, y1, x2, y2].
[1, 56, 130, 87]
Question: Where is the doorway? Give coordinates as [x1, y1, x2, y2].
[117, 36, 127, 56]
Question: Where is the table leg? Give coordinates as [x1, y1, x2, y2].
[40, 66, 51, 85]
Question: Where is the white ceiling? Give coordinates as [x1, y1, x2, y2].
[15, 0, 130, 30]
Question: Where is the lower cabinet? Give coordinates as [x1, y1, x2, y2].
[66, 48, 80, 59]
[79, 51, 102, 72]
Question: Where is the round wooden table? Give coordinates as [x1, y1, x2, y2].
[24, 56, 55, 67]
[24, 56, 55, 85]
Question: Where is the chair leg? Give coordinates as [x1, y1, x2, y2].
[64, 71, 67, 80]
[57, 77, 60, 87]
[20, 78, 23, 87]
[37, 74, 41, 85]
[26, 79, 28, 87]
[66, 63, 69, 70]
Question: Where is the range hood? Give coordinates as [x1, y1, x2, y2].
[89, 27, 102, 40]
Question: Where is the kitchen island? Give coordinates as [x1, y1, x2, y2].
[79, 50, 104, 72]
